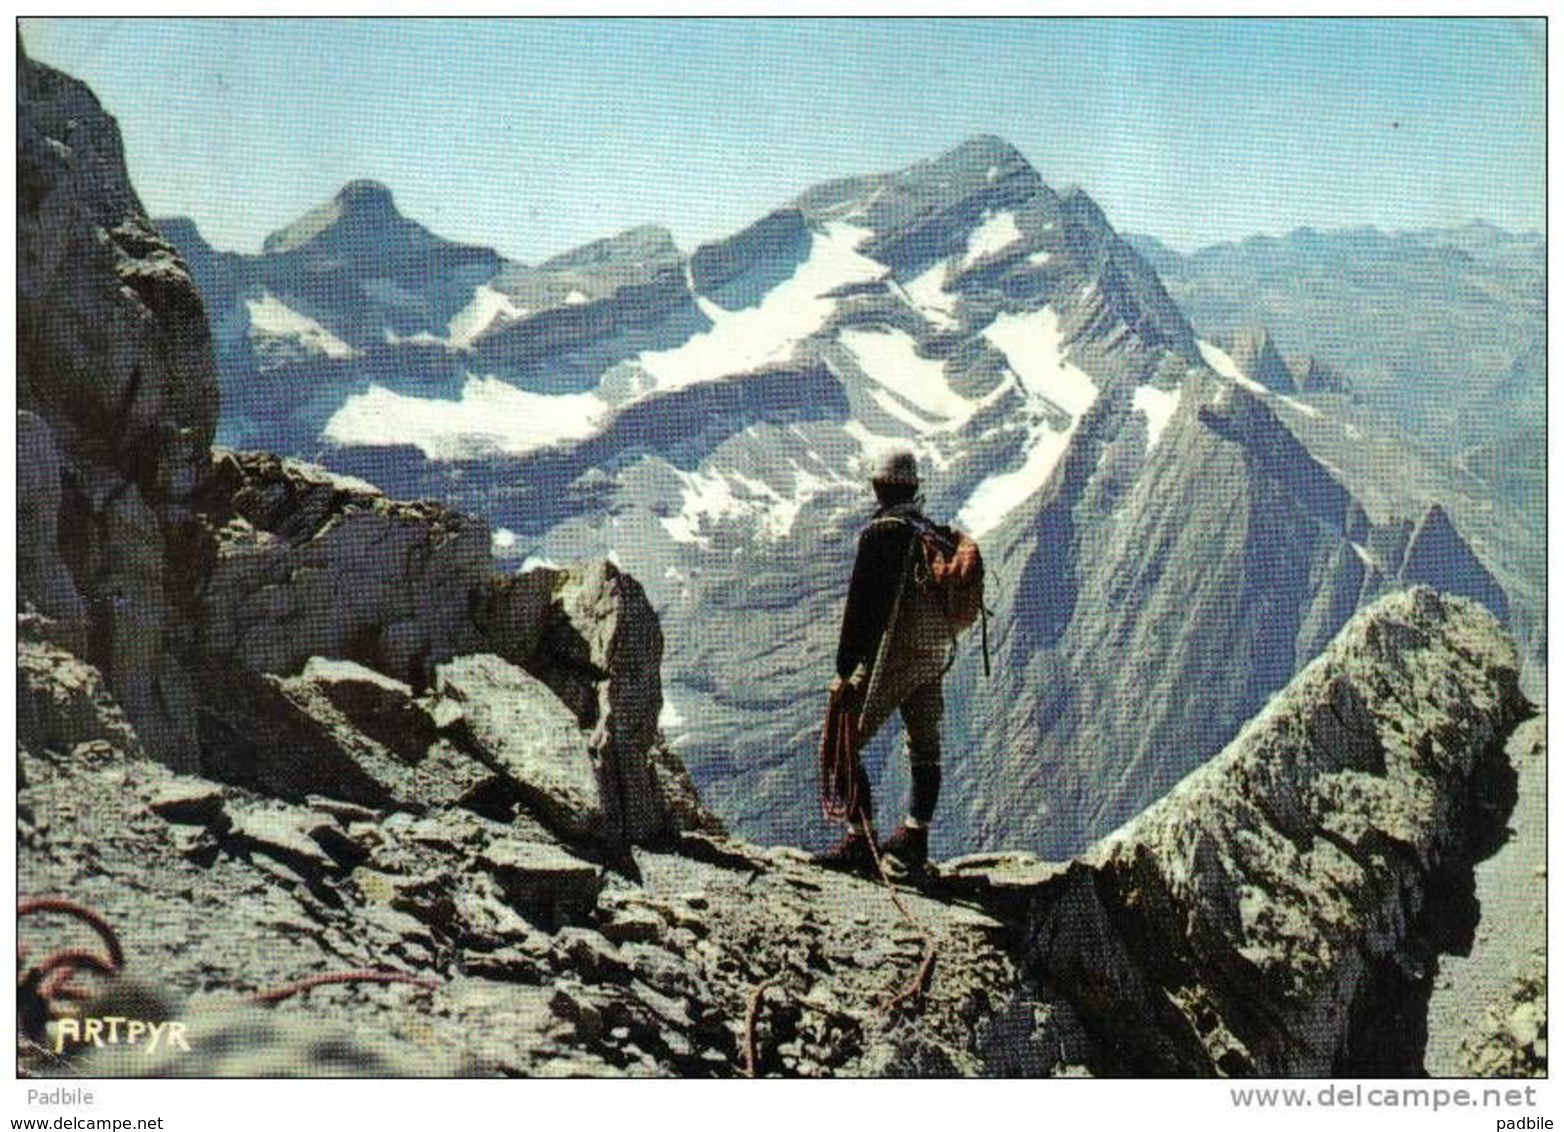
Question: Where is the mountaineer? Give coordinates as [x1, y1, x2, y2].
[816, 447, 972, 874]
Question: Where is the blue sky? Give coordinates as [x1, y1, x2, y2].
[20, 17, 1546, 263]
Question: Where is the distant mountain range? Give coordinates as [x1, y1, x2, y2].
[155, 140, 1536, 858]
[1126, 223, 1544, 455]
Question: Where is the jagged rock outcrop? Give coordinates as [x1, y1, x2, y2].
[1399, 503, 1510, 623]
[18, 44, 220, 771]
[1224, 326, 1298, 394]
[194, 450, 491, 684]
[1015, 588, 1531, 1075]
[1292, 354, 1351, 395]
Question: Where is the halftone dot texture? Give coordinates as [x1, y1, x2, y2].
[17, 18, 1544, 1080]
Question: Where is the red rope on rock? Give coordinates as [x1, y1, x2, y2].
[15, 896, 442, 1057]
[19, 898, 126, 970]
[740, 975, 782, 1079]
[859, 818, 937, 1016]
[248, 969, 440, 1006]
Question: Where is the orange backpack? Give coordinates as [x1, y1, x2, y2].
[906, 517, 991, 674]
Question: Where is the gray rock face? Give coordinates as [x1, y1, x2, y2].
[1127, 223, 1544, 450]
[57, 50, 1527, 868]
[195, 450, 491, 684]
[434, 654, 605, 843]
[1019, 589, 1531, 1075]
[17, 411, 88, 653]
[1226, 326, 1298, 394]
[18, 46, 219, 771]
[690, 208, 812, 296]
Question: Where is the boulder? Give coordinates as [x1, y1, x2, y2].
[1397, 503, 1510, 623]
[17, 638, 142, 759]
[18, 48, 217, 499]
[434, 653, 604, 843]
[480, 837, 604, 913]
[522, 561, 668, 850]
[17, 412, 88, 653]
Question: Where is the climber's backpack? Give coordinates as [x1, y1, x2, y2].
[902, 515, 991, 675]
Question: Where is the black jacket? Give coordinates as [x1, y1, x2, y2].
[836, 504, 922, 681]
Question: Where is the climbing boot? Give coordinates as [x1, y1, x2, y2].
[813, 829, 877, 875]
[879, 823, 928, 871]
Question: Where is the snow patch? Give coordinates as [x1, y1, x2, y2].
[323, 375, 606, 460]
[1027, 250, 1053, 266]
[636, 221, 883, 392]
[492, 528, 519, 553]
[1132, 384, 1182, 450]
[521, 554, 561, 573]
[245, 292, 357, 358]
[866, 386, 936, 431]
[1199, 340, 1269, 395]
[565, 289, 590, 305]
[447, 285, 527, 348]
[963, 210, 1023, 268]
[898, 263, 959, 330]
[983, 308, 1098, 416]
[956, 306, 1101, 537]
[840, 327, 973, 428]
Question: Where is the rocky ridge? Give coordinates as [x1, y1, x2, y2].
[19, 587, 1537, 1077]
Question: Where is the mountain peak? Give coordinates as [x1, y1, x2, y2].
[262, 179, 415, 256]
[336, 178, 396, 211]
[1227, 326, 1298, 394]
